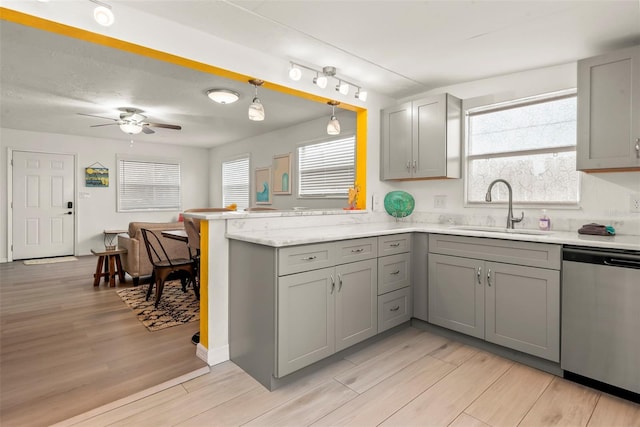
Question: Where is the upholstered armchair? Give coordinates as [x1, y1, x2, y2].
[117, 221, 189, 286]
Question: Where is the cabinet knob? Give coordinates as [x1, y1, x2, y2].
[477, 267, 482, 285]
[338, 274, 343, 291]
[301, 256, 317, 261]
[635, 138, 640, 158]
[330, 275, 335, 294]
[390, 305, 400, 312]
[390, 270, 401, 275]
[351, 248, 364, 253]
[487, 269, 492, 287]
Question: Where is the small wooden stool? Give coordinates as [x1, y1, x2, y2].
[91, 248, 127, 287]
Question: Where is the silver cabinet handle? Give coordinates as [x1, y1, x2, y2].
[351, 248, 364, 253]
[390, 243, 400, 247]
[390, 270, 400, 275]
[302, 256, 317, 261]
[390, 305, 400, 312]
[338, 273, 343, 291]
[412, 160, 417, 171]
[487, 269, 492, 287]
[330, 275, 335, 294]
[406, 161, 411, 172]
[636, 138, 640, 158]
[477, 267, 482, 285]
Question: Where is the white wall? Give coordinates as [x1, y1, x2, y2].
[209, 112, 356, 210]
[366, 63, 640, 235]
[0, 128, 210, 261]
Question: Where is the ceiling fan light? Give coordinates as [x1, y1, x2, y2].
[207, 89, 240, 104]
[248, 97, 265, 121]
[288, 65, 302, 81]
[314, 75, 328, 89]
[119, 122, 143, 134]
[94, 6, 114, 27]
[327, 115, 341, 135]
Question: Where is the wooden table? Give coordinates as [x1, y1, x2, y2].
[161, 229, 188, 243]
[91, 247, 127, 287]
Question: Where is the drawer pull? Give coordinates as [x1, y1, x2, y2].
[390, 270, 401, 275]
[351, 248, 364, 253]
[338, 274, 343, 291]
[389, 243, 401, 247]
[477, 267, 482, 285]
[390, 305, 400, 312]
[301, 256, 317, 261]
[330, 275, 335, 294]
[487, 269, 492, 287]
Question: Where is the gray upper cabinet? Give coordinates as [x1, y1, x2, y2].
[577, 45, 640, 171]
[381, 93, 461, 180]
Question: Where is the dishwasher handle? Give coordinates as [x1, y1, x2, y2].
[563, 246, 640, 269]
[604, 258, 640, 269]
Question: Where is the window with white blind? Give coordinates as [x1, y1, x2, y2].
[466, 91, 580, 205]
[222, 156, 250, 210]
[117, 157, 181, 212]
[297, 136, 356, 198]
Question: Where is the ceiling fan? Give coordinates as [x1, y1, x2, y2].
[78, 107, 182, 135]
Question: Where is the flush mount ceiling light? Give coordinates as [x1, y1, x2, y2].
[248, 79, 265, 121]
[327, 101, 341, 135]
[90, 0, 114, 26]
[287, 62, 367, 102]
[206, 89, 240, 104]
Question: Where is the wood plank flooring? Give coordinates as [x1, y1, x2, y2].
[64, 326, 640, 427]
[0, 256, 207, 427]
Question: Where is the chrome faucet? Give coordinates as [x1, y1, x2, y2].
[485, 179, 524, 229]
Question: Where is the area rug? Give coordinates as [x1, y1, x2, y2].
[23, 256, 78, 265]
[116, 280, 199, 332]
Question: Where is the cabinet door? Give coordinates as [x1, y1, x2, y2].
[335, 259, 377, 352]
[485, 262, 560, 362]
[381, 102, 412, 179]
[277, 267, 335, 377]
[577, 45, 640, 170]
[428, 254, 484, 339]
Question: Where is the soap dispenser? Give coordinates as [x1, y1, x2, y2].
[539, 209, 551, 231]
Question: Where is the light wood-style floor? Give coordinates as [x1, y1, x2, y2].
[0, 256, 207, 427]
[64, 326, 640, 427]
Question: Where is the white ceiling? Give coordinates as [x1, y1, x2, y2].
[1, 0, 639, 148]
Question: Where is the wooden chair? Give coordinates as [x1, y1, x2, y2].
[184, 217, 201, 300]
[141, 228, 195, 308]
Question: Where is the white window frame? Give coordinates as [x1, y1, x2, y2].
[464, 90, 581, 207]
[297, 135, 356, 199]
[221, 154, 250, 210]
[117, 155, 181, 212]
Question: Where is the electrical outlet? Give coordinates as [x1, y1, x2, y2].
[434, 195, 447, 209]
[631, 194, 640, 213]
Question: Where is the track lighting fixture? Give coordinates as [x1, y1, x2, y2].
[89, 0, 114, 26]
[327, 101, 341, 135]
[248, 79, 265, 121]
[287, 62, 367, 102]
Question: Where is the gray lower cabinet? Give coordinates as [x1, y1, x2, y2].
[377, 234, 412, 332]
[277, 259, 377, 377]
[428, 234, 561, 362]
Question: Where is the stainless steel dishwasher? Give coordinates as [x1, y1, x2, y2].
[562, 245, 640, 395]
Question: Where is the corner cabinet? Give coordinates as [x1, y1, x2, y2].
[577, 45, 640, 171]
[427, 234, 561, 362]
[381, 93, 461, 180]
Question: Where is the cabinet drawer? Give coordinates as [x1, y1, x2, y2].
[335, 237, 378, 264]
[378, 233, 411, 256]
[378, 253, 411, 295]
[378, 287, 411, 332]
[278, 243, 334, 276]
[428, 234, 561, 270]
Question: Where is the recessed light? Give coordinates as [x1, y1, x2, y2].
[94, 6, 114, 26]
[206, 89, 240, 104]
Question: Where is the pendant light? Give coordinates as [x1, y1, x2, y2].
[327, 101, 340, 135]
[248, 79, 265, 121]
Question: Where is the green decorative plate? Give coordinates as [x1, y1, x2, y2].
[384, 191, 415, 218]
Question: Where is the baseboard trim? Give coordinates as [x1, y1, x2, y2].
[51, 366, 210, 427]
[198, 343, 230, 366]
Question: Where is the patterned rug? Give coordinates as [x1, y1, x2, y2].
[116, 280, 199, 331]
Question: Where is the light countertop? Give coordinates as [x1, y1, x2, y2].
[226, 222, 640, 251]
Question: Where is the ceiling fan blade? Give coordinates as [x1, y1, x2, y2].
[90, 123, 119, 127]
[146, 122, 182, 130]
[142, 126, 155, 134]
[78, 113, 118, 122]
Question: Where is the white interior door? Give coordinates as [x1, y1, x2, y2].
[12, 151, 75, 260]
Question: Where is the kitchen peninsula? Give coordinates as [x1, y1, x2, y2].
[188, 209, 640, 392]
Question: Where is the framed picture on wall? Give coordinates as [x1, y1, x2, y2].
[272, 153, 292, 195]
[255, 166, 272, 205]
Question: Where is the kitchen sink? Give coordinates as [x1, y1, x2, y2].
[449, 225, 552, 236]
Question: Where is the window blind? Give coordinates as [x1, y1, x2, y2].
[298, 136, 355, 197]
[118, 159, 181, 211]
[222, 156, 249, 210]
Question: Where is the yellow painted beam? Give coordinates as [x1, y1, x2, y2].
[355, 109, 368, 209]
